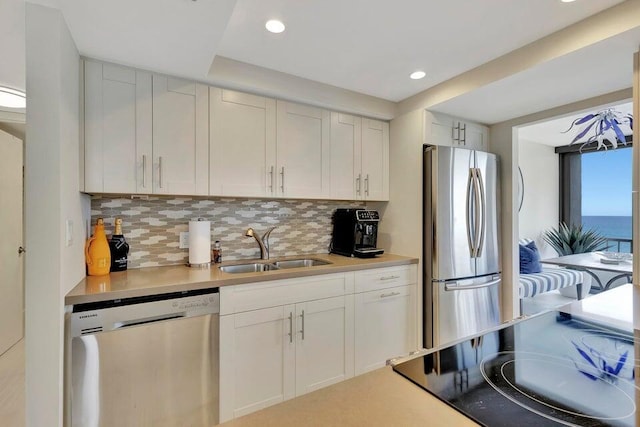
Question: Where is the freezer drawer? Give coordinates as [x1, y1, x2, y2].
[432, 275, 501, 348]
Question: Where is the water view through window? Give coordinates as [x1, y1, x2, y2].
[581, 147, 632, 252]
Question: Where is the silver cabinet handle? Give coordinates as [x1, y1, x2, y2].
[280, 167, 285, 193]
[18, 246, 25, 255]
[288, 312, 293, 343]
[380, 291, 401, 298]
[380, 275, 400, 281]
[299, 309, 305, 340]
[142, 155, 147, 188]
[159, 156, 164, 189]
[356, 173, 361, 195]
[460, 123, 466, 145]
[452, 122, 460, 143]
[269, 165, 275, 193]
[365, 174, 369, 196]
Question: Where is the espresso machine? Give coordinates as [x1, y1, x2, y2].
[330, 209, 384, 258]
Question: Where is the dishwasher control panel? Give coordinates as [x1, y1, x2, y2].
[69, 289, 220, 338]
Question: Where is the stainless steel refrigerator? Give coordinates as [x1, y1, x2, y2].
[423, 145, 501, 348]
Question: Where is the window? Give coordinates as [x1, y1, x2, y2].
[559, 144, 633, 252]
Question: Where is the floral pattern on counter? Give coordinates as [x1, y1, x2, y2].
[91, 196, 364, 268]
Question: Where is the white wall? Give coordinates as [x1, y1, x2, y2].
[0, 0, 25, 92]
[518, 139, 559, 259]
[25, 4, 90, 426]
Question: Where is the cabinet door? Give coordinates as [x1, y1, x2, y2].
[219, 305, 295, 422]
[210, 88, 276, 197]
[462, 121, 489, 151]
[354, 285, 416, 375]
[360, 118, 389, 201]
[84, 61, 152, 193]
[276, 101, 330, 199]
[329, 112, 360, 200]
[430, 113, 454, 147]
[152, 76, 209, 195]
[295, 295, 354, 396]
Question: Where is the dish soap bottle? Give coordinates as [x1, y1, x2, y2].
[85, 218, 111, 276]
[109, 218, 130, 272]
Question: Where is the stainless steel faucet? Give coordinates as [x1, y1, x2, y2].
[245, 227, 276, 260]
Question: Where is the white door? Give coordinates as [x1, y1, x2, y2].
[218, 305, 295, 422]
[210, 88, 276, 197]
[276, 101, 330, 199]
[84, 61, 152, 193]
[152, 76, 209, 195]
[354, 285, 416, 375]
[294, 295, 354, 396]
[360, 119, 389, 201]
[0, 130, 23, 354]
[329, 112, 360, 200]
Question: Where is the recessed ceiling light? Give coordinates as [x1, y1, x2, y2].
[0, 87, 25, 109]
[265, 19, 285, 34]
[410, 71, 426, 80]
[561, 0, 577, 3]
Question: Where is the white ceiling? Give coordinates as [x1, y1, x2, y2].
[217, 0, 624, 102]
[519, 101, 632, 147]
[31, 0, 237, 79]
[36, 0, 624, 104]
[430, 25, 640, 125]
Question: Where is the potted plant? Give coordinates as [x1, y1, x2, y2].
[543, 222, 608, 256]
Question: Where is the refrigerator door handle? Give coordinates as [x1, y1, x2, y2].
[444, 278, 501, 291]
[475, 168, 486, 258]
[466, 168, 476, 257]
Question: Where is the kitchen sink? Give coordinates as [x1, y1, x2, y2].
[219, 263, 279, 274]
[273, 259, 331, 269]
[219, 258, 332, 274]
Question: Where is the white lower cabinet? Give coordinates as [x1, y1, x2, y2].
[219, 305, 295, 420]
[295, 296, 354, 395]
[354, 285, 416, 375]
[219, 265, 416, 422]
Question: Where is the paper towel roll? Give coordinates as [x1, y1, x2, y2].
[189, 219, 211, 266]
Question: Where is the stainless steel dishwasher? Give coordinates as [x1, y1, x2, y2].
[69, 288, 219, 427]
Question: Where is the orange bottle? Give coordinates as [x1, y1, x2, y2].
[85, 218, 111, 276]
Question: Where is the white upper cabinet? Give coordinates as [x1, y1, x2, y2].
[329, 113, 360, 200]
[84, 60, 390, 201]
[427, 112, 489, 151]
[360, 118, 389, 201]
[210, 88, 276, 197]
[276, 101, 330, 199]
[152, 76, 209, 195]
[84, 61, 152, 194]
[329, 113, 389, 201]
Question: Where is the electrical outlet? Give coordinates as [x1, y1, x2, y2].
[179, 232, 189, 249]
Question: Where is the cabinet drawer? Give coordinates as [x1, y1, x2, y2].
[220, 273, 353, 315]
[354, 265, 417, 293]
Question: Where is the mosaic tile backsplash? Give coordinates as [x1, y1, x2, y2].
[91, 196, 364, 268]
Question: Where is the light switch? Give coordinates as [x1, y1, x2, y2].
[66, 220, 73, 247]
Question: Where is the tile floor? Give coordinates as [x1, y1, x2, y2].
[0, 339, 25, 427]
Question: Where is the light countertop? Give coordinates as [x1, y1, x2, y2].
[218, 366, 478, 427]
[65, 253, 418, 305]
